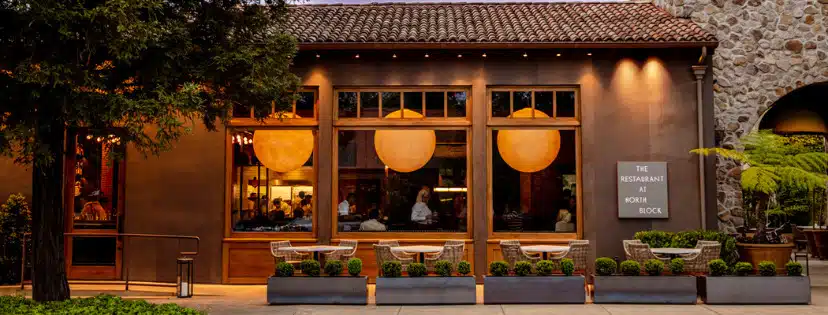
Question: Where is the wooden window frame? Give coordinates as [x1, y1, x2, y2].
[332, 86, 473, 240]
[334, 86, 471, 125]
[229, 88, 319, 127]
[224, 87, 320, 239]
[486, 86, 583, 240]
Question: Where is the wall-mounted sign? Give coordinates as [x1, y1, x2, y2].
[617, 162, 669, 218]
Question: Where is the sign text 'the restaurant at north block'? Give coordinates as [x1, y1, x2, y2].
[617, 162, 669, 218]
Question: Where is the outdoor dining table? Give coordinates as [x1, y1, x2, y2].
[280, 245, 354, 261]
[651, 248, 700, 259]
[520, 245, 570, 260]
[390, 245, 443, 262]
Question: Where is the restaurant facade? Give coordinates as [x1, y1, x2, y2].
[0, 2, 721, 284]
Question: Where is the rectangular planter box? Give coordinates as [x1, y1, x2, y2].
[593, 275, 697, 304]
[375, 276, 476, 305]
[484, 275, 585, 304]
[702, 276, 811, 304]
[267, 276, 367, 305]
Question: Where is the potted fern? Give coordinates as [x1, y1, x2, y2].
[483, 259, 585, 304]
[267, 258, 367, 305]
[375, 260, 475, 305]
[692, 130, 828, 271]
[703, 259, 810, 304]
[592, 258, 697, 304]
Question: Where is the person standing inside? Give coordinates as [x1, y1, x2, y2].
[411, 185, 433, 226]
[338, 193, 356, 217]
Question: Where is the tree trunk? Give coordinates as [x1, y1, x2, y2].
[31, 114, 70, 301]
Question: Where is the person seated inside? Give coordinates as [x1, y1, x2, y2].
[338, 193, 356, 217]
[268, 208, 285, 222]
[411, 185, 433, 226]
[360, 209, 387, 231]
[555, 200, 575, 232]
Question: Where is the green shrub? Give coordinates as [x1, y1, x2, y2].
[670, 258, 685, 275]
[0, 194, 31, 285]
[708, 259, 728, 276]
[633, 230, 674, 248]
[0, 295, 203, 315]
[514, 261, 533, 276]
[595, 257, 617, 276]
[300, 260, 320, 277]
[347, 258, 362, 276]
[457, 261, 472, 276]
[560, 258, 575, 276]
[434, 260, 454, 277]
[758, 261, 776, 276]
[620, 260, 641, 276]
[536, 260, 555, 276]
[786, 261, 803, 276]
[276, 262, 294, 277]
[644, 259, 664, 276]
[408, 263, 427, 277]
[734, 262, 753, 276]
[381, 261, 402, 278]
[489, 261, 509, 276]
[324, 260, 343, 276]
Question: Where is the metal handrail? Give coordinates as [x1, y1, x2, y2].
[20, 232, 199, 291]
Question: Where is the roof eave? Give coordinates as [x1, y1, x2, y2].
[298, 41, 719, 51]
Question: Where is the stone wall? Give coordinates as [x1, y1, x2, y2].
[654, 0, 828, 233]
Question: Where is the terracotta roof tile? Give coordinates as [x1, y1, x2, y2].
[286, 2, 716, 45]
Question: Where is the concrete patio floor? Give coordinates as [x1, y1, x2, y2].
[2, 258, 827, 314]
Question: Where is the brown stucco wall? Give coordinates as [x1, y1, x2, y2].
[123, 124, 226, 283]
[0, 158, 32, 203]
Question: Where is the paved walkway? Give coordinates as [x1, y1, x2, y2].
[2, 258, 827, 314]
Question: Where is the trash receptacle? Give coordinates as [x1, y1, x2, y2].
[176, 257, 194, 298]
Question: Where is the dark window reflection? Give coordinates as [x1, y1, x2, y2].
[425, 92, 445, 118]
[556, 91, 576, 118]
[337, 130, 468, 232]
[491, 92, 510, 117]
[296, 92, 315, 119]
[492, 129, 577, 233]
[230, 129, 315, 232]
[513, 91, 531, 116]
[535, 92, 554, 117]
[448, 92, 466, 117]
[339, 92, 357, 118]
[382, 92, 401, 117]
[403, 92, 424, 116]
[361, 92, 379, 118]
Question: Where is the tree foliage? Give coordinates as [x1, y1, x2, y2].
[0, 0, 300, 301]
[0, 0, 300, 166]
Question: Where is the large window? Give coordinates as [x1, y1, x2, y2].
[488, 87, 581, 235]
[70, 130, 124, 230]
[334, 87, 470, 234]
[230, 129, 315, 232]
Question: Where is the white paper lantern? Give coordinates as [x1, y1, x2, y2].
[497, 108, 561, 173]
[374, 109, 436, 173]
[252, 113, 314, 173]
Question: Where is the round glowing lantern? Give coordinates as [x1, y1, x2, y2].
[374, 109, 436, 173]
[252, 113, 314, 173]
[497, 108, 561, 173]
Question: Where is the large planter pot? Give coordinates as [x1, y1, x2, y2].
[593, 275, 697, 304]
[702, 276, 810, 304]
[375, 276, 476, 305]
[267, 276, 367, 305]
[484, 276, 585, 304]
[809, 230, 828, 260]
[737, 242, 794, 272]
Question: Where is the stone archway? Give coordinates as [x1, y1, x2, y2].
[718, 81, 828, 233]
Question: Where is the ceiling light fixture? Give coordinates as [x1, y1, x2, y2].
[354, 54, 360, 59]
[457, 54, 462, 58]
[522, 52, 528, 58]
[556, 53, 562, 57]
[392, 54, 397, 58]
[587, 52, 593, 56]
[482, 53, 487, 58]
[424, 53, 430, 58]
